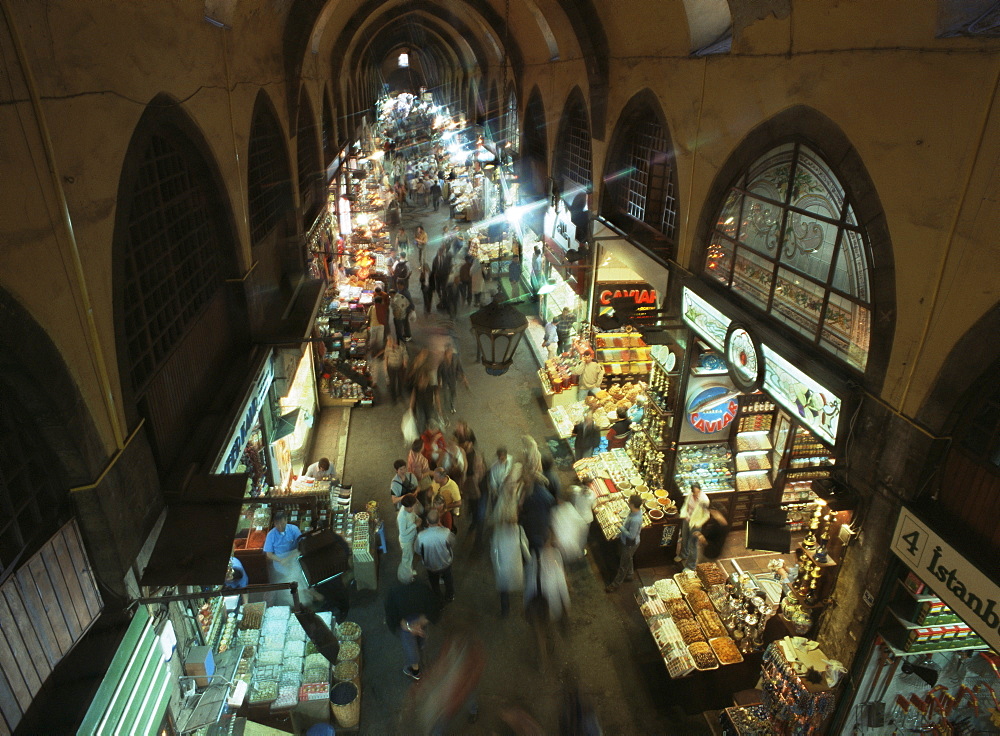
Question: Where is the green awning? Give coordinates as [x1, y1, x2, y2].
[77, 606, 171, 735]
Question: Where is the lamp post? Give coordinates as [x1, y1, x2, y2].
[469, 295, 528, 376]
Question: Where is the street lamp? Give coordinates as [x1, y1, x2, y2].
[469, 296, 528, 376]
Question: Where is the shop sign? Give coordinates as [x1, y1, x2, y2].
[686, 385, 739, 433]
[543, 202, 575, 256]
[682, 287, 729, 352]
[891, 507, 1000, 653]
[683, 286, 842, 445]
[762, 345, 840, 446]
[594, 281, 657, 318]
[214, 358, 274, 474]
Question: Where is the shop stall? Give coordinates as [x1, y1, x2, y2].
[832, 507, 1000, 735]
[574, 449, 679, 567]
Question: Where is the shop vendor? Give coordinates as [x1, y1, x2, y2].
[264, 510, 303, 606]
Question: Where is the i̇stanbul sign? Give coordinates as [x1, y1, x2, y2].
[891, 506, 1000, 652]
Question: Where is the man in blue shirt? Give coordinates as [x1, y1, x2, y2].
[264, 510, 302, 605]
[606, 494, 643, 592]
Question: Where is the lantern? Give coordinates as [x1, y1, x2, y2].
[469, 298, 528, 376]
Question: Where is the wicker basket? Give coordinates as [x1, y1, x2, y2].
[330, 681, 360, 728]
[333, 660, 359, 686]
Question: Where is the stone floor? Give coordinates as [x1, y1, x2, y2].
[301, 198, 728, 735]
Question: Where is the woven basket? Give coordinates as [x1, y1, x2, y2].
[333, 660, 359, 685]
[330, 681, 360, 728]
[338, 640, 361, 662]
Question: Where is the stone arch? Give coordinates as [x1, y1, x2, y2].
[111, 92, 246, 470]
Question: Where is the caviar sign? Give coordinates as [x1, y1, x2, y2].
[891, 507, 1000, 652]
[593, 281, 657, 318]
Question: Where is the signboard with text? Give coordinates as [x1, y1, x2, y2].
[593, 281, 657, 319]
[891, 507, 1000, 653]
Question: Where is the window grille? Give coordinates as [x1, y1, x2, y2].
[0, 384, 63, 579]
[703, 142, 871, 371]
[297, 96, 320, 213]
[247, 104, 291, 246]
[555, 100, 591, 192]
[123, 133, 223, 391]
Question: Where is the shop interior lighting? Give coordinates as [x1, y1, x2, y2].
[397, 52, 409, 68]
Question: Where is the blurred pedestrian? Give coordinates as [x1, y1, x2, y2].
[461, 438, 486, 544]
[524, 537, 570, 671]
[416, 509, 457, 602]
[437, 345, 468, 414]
[385, 333, 408, 403]
[491, 509, 529, 617]
[419, 264, 434, 314]
[397, 496, 419, 583]
[571, 411, 600, 461]
[409, 369, 441, 435]
[542, 318, 559, 360]
[404, 627, 485, 734]
[390, 289, 412, 342]
[508, 253, 522, 298]
[677, 482, 710, 570]
[385, 580, 442, 681]
[605, 493, 643, 592]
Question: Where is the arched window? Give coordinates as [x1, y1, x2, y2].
[122, 129, 228, 390]
[0, 381, 65, 579]
[554, 91, 592, 196]
[602, 95, 679, 258]
[322, 91, 335, 166]
[504, 87, 519, 155]
[296, 88, 321, 225]
[704, 142, 872, 371]
[247, 95, 292, 246]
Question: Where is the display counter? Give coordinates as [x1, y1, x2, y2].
[577, 450, 681, 565]
[538, 367, 578, 409]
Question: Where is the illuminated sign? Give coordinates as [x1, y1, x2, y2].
[686, 385, 739, 434]
[594, 281, 657, 318]
[891, 507, 1000, 653]
[214, 358, 274, 474]
[763, 346, 840, 445]
[683, 286, 843, 446]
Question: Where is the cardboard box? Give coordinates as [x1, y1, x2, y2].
[184, 645, 215, 688]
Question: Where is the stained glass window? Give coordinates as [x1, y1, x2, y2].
[704, 143, 871, 371]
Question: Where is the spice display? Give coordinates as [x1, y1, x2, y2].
[697, 610, 728, 639]
[271, 684, 300, 710]
[665, 598, 695, 621]
[697, 562, 728, 587]
[687, 589, 714, 612]
[339, 641, 361, 661]
[677, 619, 706, 644]
[688, 641, 719, 670]
[710, 636, 744, 665]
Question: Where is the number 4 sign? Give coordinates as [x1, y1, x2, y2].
[891, 506, 1000, 653]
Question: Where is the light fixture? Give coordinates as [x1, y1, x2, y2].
[537, 278, 557, 295]
[469, 298, 528, 376]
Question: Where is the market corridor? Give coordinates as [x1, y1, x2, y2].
[311, 198, 712, 734]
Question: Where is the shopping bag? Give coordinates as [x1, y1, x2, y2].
[401, 408, 418, 444]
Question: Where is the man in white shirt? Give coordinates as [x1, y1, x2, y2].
[397, 496, 419, 583]
[305, 457, 337, 482]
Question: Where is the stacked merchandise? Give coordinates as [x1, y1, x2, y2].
[719, 570, 778, 654]
[593, 331, 652, 376]
[720, 704, 776, 735]
[760, 640, 836, 736]
[634, 574, 740, 678]
[674, 444, 734, 494]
